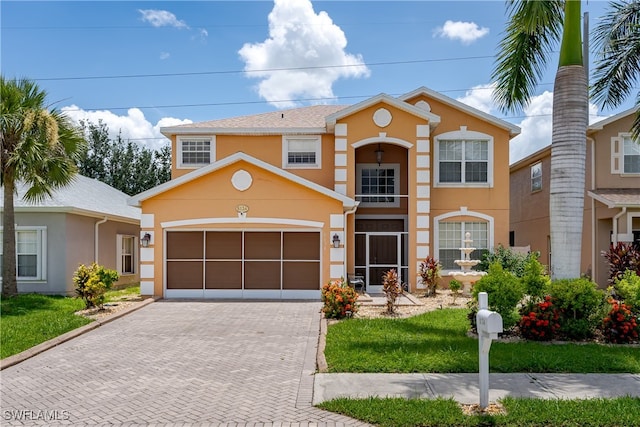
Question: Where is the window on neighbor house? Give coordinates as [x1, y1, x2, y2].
[623, 136, 640, 174]
[438, 139, 489, 184]
[356, 164, 400, 207]
[438, 222, 488, 270]
[283, 137, 321, 169]
[178, 137, 214, 168]
[0, 228, 47, 280]
[531, 162, 542, 192]
[117, 235, 136, 275]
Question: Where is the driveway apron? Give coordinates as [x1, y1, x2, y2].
[0, 301, 368, 426]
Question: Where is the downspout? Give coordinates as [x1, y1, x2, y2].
[588, 136, 595, 280]
[612, 207, 627, 245]
[343, 203, 359, 278]
[95, 217, 107, 263]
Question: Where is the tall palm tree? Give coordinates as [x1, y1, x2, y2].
[591, 0, 640, 139]
[493, 0, 588, 279]
[1, 77, 85, 296]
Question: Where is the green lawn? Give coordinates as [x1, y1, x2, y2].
[319, 396, 640, 427]
[325, 309, 640, 373]
[0, 285, 141, 359]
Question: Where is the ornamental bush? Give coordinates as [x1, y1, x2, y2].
[545, 278, 605, 340]
[472, 262, 525, 329]
[613, 270, 640, 314]
[521, 255, 550, 299]
[73, 263, 119, 309]
[382, 269, 402, 314]
[601, 242, 640, 284]
[519, 296, 561, 341]
[321, 279, 359, 319]
[418, 256, 441, 297]
[477, 245, 533, 277]
[601, 299, 639, 344]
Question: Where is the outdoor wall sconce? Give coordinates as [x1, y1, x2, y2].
[332, 233, 341, 248]
[141, 233, 151, 248]
[375, 143, 384, 166]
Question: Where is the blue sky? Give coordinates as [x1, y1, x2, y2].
[2, 0, 635, 162]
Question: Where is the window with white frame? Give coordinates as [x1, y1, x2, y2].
[0, 227, 47, 280]
[623, 136, 640, 174]
[356, 164, 400, 207]
[435, 130, 493, 186]
[438, 222, 488, 270]
[178, 136, 214, 168]
[283, 136, 321, 168]
[531, 162, 542, 192]
[117, 235, 136, 275]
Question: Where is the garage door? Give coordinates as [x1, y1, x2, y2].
[165, 231, 321, 299]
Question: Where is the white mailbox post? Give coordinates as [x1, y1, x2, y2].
[476, 292, 503, 409]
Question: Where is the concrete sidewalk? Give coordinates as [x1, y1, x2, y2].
[313, 373, 640, 405]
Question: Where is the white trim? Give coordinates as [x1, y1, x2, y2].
[116, 234, 137, 275]
[417, 201, 430, 213]
[140, 247, 154, 262]
[177, 135, 215, 169]
[416, 170, 430, 184]
[335, 138, 347, 151]
[140, 281, 154, 296]
[161, 217, 324, 229]
[140, 264, 154, 279]
[434, 130, 494, 188]
[330, 214, 344, 228]
[351, 136, 413, 150]
[129, 152, 357, 209]
[330, 264, 344, 279]
[417, 185, 430, 198]
[282, 135, 322, 169]
[417, 125, 430, 138]
[140, 214, 154, 228]
[417, 155, 430, 168]
[0, 226, 47, 281]
[335, 153, 347, 167]
[335, 123, 348, 136]
[330, 247, 344, 262]
[335, 169, 347, 182]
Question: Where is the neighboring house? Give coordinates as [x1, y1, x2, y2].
[129, 87, 520, 299]
[510, 108, 640, 287]
[0, 175, 141, 295]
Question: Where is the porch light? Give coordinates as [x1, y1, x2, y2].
[141, 233, 151, 248]
[375, 143, 384, 166]
[332, 233, 341, 248]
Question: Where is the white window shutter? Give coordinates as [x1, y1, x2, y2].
[116, 234, 123, 274]
[611, 136, 622, 174]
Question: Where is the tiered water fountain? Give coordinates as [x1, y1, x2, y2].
[448, 232, 486, 294]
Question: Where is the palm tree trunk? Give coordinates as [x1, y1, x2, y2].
[549, 64, 588, 279]
[2, 174, 18, 296]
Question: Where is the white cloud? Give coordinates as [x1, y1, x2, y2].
[160, 52, 170, 60]
[456, 83, 496, 113]
[238, 0, 370, 108]
[434, 20, 489, 45]
[139, 9, 188, 29]
[61, 105, 192, 151]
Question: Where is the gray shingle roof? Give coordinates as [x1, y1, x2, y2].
[1, 175, 140, 222]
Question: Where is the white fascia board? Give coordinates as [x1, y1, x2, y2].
[9, 206, 141, 224]
[161, 127, 328, 137]
[399, 86, 521, 137]
[325, 93, 441, 128]
[588, 107, 638, 133]
[128, 152, 358, 209]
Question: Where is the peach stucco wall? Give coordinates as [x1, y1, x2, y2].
[142, 160, 344, 297]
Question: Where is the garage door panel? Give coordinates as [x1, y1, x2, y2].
[167, 261, 203, 289]
[283, 262, 320, 290]
[283, 232, 320, 260]
[205, 261, 242, 289]
[206, 232, 241, 259]
[245, 232, 281, 259]
[167, 232, 203, 259]
[244, 261, 281, 289]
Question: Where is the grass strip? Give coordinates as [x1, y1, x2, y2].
[325, 308, 640, 373]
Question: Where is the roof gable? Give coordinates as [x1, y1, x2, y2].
[588, 107, 639, 133]
[129, 152, 358, 209]
[399, 86, 521, 137]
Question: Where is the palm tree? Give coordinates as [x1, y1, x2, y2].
[492, 0, 588, 280]
[591, 0, 640, 139]
[1, 77, 85, 296]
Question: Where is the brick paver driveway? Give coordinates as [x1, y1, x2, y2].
[1, 301, 369, 426]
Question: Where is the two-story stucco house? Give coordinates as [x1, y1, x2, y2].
[129, 87, 520, 299]
[510, 108, 640, 287]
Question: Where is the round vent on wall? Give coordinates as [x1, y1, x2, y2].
[231, 170, 252, 191]
[373, 108, 392, 128]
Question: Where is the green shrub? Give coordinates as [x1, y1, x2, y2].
[521, 254, 550, 299]
[614, 270, 640, 314]
[545, 278, 605, 340]
[73, 263, 119, 309]
[472, 262, 525, 329]
[449, 279, 462, 304]
[477, 245, 538, 277]
[321, 279, 359, 319]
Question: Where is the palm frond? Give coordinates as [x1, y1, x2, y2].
[591, 0, 640, 110]
[492, 0, 564, 113]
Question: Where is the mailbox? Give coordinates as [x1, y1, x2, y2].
[477, 309, 503, 338]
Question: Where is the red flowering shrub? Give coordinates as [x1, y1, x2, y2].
[519, 296, 561, 341]
[321, 279, 359, 319]
[601, 299, 639, 344]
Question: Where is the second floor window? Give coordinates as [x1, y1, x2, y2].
[531, 162, 542, 192]
[623, 136, 640, 174]
[356, 164, 400, 207]
[178, 137, 214, 168]
[283, 137, 321, 169]
[438, 139, 489, 184]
